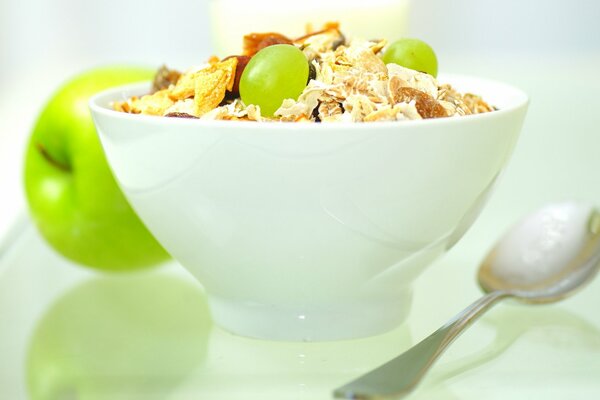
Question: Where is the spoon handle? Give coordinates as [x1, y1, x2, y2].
[333, 290, 511, 399]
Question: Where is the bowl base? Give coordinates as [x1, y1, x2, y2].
[207, 290, 413, 342]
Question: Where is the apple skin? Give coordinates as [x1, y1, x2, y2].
[24, 67, 170, 271]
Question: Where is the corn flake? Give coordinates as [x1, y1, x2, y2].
[127, 89, 175, 116]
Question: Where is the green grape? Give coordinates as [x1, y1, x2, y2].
[382, 38, 438, 77]
[240, 44, 309, 117]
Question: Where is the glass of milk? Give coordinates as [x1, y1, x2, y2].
[209, 0, 411, 56]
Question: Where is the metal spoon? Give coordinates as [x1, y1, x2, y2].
[334, 201, 600, 399]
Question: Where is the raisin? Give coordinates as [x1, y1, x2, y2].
[312, 101, 322, 122]
[165, 112, 199, 119]
[152, 65, 181, 93]
[392, 87, 447, 119]
[222, 55, 251, 97]
[307, 62, 317, 83]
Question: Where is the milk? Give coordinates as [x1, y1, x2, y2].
[209, 0, 411, 56]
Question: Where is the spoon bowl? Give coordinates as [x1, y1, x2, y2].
[334, 201, 600, 399]
[479, 203, 600, 303]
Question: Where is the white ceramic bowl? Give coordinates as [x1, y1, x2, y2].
[90, 75, 528, 341]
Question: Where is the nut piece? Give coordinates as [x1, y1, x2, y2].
[391, 86, 447, 119]
[243, 32, 293, 56]
[463, 93, 494, 114]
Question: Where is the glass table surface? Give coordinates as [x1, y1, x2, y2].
[1, 216, 599, 400]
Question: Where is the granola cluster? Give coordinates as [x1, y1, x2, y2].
[114, 23, 493, 122]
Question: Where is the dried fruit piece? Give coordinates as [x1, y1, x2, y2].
[152, 65, 181, 93]
[295, 23, 343, 44]
[243, 32, 293, 56]
[308, 62, 317, 83]
[296, 25, 346, 58]
[312, 101, 322, 122]
[165, 112, 199, 119]
[223, 55, 251, 97]
[387, 64, 438, 98]
[391, 86, 447, 119]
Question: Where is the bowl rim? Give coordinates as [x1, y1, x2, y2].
[89, 73, 529, 131]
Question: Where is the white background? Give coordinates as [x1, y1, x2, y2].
[1, 0, 600, 239]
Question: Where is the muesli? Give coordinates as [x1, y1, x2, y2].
[114, 23, 493, 122]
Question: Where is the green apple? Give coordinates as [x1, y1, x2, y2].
[27, 274, 211, 399]
[24, 66, 170, 271]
